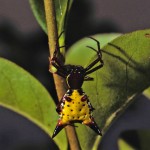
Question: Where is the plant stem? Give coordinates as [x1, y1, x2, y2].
[44, 0, 65, 100]
[44, 0, 81, 149]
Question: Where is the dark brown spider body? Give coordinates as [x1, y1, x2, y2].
[64, 65, 85, 89]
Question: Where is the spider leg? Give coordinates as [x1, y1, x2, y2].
[49, 31, 68, 77]
[84, 76, 94, 81]
[85, 64, 104, 75]
[56, 98, 64, 114]
[58, 31, 65, 39]
[49, 55, 66, 76]
[84, 37, 104, 75]
[49, 31, 65, 65]
[87, 37, 102, 57]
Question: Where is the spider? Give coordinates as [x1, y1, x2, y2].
[50, 33, 104, 138]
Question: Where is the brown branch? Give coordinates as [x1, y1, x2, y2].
[43, 0, 81, 149]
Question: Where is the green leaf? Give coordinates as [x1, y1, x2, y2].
[66, 33, 121, 149]
[29, 0, 46, 32]
[29, 0, 73, 34]
[0, 58, 67, 150]
[119, 130, 150, 150]
[143, 86, 150, 99]
[118, 138, 135, 150]
[66, 29, 150, 149]
[65, 33, 121, 66]
[137, 130, 150, 150]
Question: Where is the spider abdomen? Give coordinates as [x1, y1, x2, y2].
[52, 89, 102, 138]
[61, 90, 91, 124]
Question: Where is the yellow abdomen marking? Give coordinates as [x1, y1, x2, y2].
[60, 90, 92, 124]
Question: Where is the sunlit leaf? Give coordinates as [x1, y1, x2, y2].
[66, 29, 150, 149]
[143, 86, 150, 99]
[118, 138, 134, 150]
[0, 58, 67, 150]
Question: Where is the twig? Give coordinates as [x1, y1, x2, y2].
[43, 0, 81, 149]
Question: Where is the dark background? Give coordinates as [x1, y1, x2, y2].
[0, 0, 150, 150]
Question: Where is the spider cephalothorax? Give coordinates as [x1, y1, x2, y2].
[50, 35, 104, 138]
[64, 65, 85, 89]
